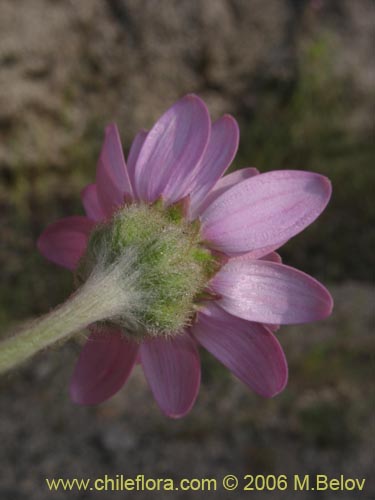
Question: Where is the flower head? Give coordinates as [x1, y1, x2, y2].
[38, 94, 333, 418]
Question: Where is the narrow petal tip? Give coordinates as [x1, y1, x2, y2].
[37, 216, 94, 270]
[69, 329, 138, 406]
[140, 333, 201, 418]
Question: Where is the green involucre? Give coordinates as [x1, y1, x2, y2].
[76, 202, 219, 339]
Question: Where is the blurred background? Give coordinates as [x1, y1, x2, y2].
[0, 0, 374, 498]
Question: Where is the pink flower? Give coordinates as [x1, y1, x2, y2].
[38, 94, 333, 418]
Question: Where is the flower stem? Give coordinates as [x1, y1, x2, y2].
[0, 266, 129, 374]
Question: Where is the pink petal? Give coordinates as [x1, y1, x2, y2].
[126, 129, 148, 198]
[210, 260, 333, 324]
[260, 251, 282, 329]
[264, 323, 280, 332]
[193, 303, 288, 397]
[210, 241, 283, 332]
[260, 252, 282, 331]
[261, 252, 282, 263]
[96, 123, 133, 216]
[70, 328, 138, 405]
[231, 248, 283, 263]
[140, 333, 201, 418]
[201, 170, 332, 254]
[133, 94, 210, 204]
[193, 167, 259, 219]
[81, 183, 106, 221]
[37, 216, 94, 270]
[237, 242, 289, 260]
[188, 115, 239, 220]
